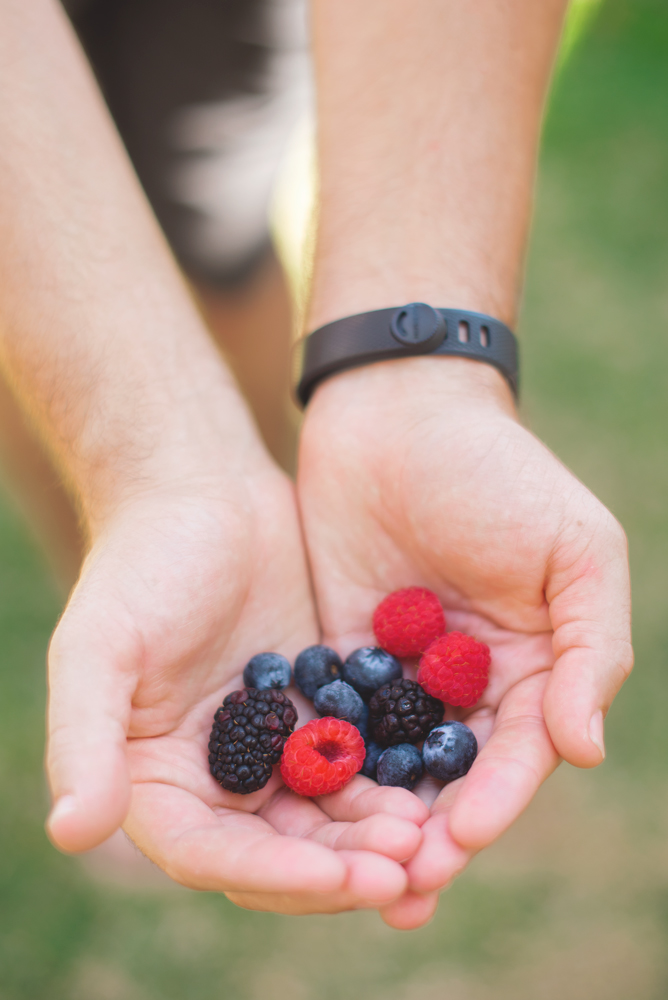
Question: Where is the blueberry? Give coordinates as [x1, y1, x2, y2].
[314, 680, 364, 725]
[422, 722, 478, 783]
[376, 744, 423, 790]
[342, 647, 403, 701]
[242, 652, 291, 691]
[355, 703, 370, 742]
[294, 645, 342, 699]
[361, 740, 384, 779]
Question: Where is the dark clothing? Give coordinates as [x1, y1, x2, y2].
[64, 0, 310, 285]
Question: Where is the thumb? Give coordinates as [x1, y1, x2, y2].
[543, 507, 633, 768]
[45, 594, 136, 853]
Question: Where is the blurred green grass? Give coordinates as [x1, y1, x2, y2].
[3, 0, 668, 996]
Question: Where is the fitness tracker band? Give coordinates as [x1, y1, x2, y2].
[294, 302, 518, 407]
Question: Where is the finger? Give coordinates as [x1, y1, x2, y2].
[544, 508, 633, 767]
[225, 850, 408, 916]
[126, 782, 347, 895]
[310, 814, 422, 861]
[448, 672, 560, 851]
[259, 787, 422, 861]
[316, 774, 430, 826]
[222, 891, 343, 915]
[46, 613, 134, 853]
[337, 849, 408, 905]
[404, 784, 473, 893]
[380, 890, 440, 930]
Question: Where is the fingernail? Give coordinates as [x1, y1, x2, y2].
[47, 794, 78, 830]
[588, 711, 605, 760]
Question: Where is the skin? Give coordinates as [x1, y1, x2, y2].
[0, 0, 633, 927]
[48, 477, 428, 914]
[191, 254, 300, 476]
[299, 0, 633, 928]
[299, 360, 631, 925]
[0, 256, 296, 597]
[0, 0, 427, 915]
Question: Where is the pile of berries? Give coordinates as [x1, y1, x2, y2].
[208, 587, 490, 797]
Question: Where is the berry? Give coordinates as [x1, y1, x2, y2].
[377, 744, 424, 790]
[314, 680, 364, 725]
[355, 703, 370, 743]
[294, 645, 342, 700]
[422, 722, 478, 783]
[342, 647, 403, 701]
[242, 652, 291, 691]
[369, 678, 444, 747]
[373, 587, 446, 657]
[418, 632, 491, 707]
[361, 740, 384, 779]
[280, 717, 365, 796]
[209, 688, 297, 794]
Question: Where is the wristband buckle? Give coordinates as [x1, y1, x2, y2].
[294, 303, 519, 407]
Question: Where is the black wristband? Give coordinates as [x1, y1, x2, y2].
[294, 303, 519, 407]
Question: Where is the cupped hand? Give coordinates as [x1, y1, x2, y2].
[45, 447, 427, 916]
[298, 356, 632, 928]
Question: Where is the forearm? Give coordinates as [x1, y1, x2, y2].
[309, 0, 568, 331]
[0, 0, 258, 533]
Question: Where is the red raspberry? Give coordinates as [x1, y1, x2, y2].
[417, 632, 491, 707]
[373, 587, 446, 657]
[280, 717, 365, 797]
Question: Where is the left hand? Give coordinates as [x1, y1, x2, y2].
[298, 356, 632, 928]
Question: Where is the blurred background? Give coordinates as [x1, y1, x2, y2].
[2, 0, 668, 996]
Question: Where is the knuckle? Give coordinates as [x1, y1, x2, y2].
[618, 641, 634, 681]
[590, 502, 627, 552]
[606, 514, 628, 554]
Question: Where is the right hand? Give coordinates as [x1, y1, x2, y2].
[45, 448, 428, 915]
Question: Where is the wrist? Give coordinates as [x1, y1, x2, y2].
[297, 303, 518, 407]
[305, 354, 518, 423]
[68, 356, 272, 537]
[307, 284, 518, 337]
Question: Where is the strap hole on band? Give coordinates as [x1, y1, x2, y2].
[458, 321, 470, 343]
[480, 325, 489, 348]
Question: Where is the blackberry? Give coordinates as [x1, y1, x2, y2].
[208, 688, 297, 794]
[369, 678, 444, 747]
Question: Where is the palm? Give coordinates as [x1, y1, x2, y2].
[299, 360, 631, 925]
[47, 465, 426, 915]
